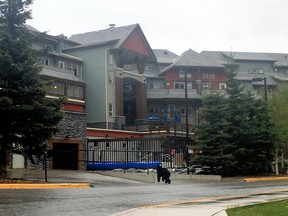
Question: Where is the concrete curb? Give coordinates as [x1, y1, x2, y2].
[0, 183, 91, 189]
[244, 176, 288, 182]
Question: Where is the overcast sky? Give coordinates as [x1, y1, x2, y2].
[27, 0, 288, 55]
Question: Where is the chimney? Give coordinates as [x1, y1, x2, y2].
[109, 24, 116, 31]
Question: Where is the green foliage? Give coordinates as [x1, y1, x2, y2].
[269, 83, 288, 147]
[0, 0, 63, 174]
[226, 199, 288, 216]
[193, 63, 275, 176]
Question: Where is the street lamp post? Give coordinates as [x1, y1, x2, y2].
[183, 69, 190, 174]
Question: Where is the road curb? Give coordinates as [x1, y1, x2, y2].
[244, 176, 288, 182]
[0, 183, 91, 189]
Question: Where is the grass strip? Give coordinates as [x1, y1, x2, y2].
[226, 199, 288, 216]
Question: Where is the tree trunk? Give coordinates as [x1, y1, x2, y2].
[275, 148, 279, 175]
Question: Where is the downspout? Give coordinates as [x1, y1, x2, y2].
[105, 49, 110, 129]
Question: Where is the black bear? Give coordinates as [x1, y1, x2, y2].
[157, 165, 171, 184]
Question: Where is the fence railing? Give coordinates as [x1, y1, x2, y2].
[86, 137, 192, 170]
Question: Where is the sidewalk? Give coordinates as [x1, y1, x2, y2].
[113, 190, 288, 216]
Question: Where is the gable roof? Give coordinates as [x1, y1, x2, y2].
[221, 51, 276, 62]
[201, 51, 235, 65]
[161, 49, 224, 74]
[69, 24, 140, 48]
[267, 53, 288, 67]
[202, 51, 277, 62]
[153, 49, 179, 64]
[68, 24, 156, 60]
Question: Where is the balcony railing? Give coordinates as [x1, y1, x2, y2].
[147, 88, 200, 99]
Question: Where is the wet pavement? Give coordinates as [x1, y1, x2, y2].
[1, 169, 288, 216]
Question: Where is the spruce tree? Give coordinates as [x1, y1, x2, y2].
[194, 61, 275, 176]
[225, 64, 275, 175]
[193, 94, 236, 175]
[0, 0, 63, 178]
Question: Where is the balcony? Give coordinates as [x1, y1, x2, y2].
[40, 65, 83, 82]
[147, 88, 200, 99]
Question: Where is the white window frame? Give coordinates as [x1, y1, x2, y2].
[174, 82, 192, 89]
[108, 54, 114, 65]
[108, 71, 114, 85]
[179, 72, 192, 78]
[203, 82, 211, 90]
[73, 65, 79, 77]
[174, 82, 185, 89]
[209, 74, 215, 79]
[149, 82, 160, 89]
[59, 61, 65, 69]
[219, 83, 227, 90]
[40, 58, 49, 65]
[145, 65, 153, 71]
[202, 74, 209, 79]
[109, 103, 114, 117]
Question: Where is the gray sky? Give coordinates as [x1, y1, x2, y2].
[27, 0, 288, 55]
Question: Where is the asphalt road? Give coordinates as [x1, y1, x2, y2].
[1, 172, 288, 216]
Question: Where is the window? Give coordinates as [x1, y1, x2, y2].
[67, 84, 84, 99]
[180, 107, 186, 115]
[179, 72, 192, 78]
[149, 82, 160, 89]
[59, 61, 65, 69]
[108, 54, 114, 65]
[174, 82, 192, 89]
[202, 74, 214, 79]
[68, 64, 72, 71]
[73, 65, 79, 77]
[40, 58, 49, 65]
[219, 83, 226, 90]
[145, 65, 153, 70]
[124, 65, 131, 70]
[203, 82, 211, 90]
[108, 71, 114, 84]
[50, 82, 65, 95]
[250, 68, 264, 73]
[202, 74, 209, 79]
[174, 82, 185, 89]
[209, 74, 215, 79]
[180, 107, 192, 116]
[109, 104, 114, 117]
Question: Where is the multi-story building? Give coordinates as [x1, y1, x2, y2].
[64, 24, 156, 129]
[201, 51, 280, 98]
[13, 24, 288, 170]
[12, 26, 87, 170]
[147, 49, 226, 132]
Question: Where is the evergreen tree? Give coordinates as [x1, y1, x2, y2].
[268, 83, 288, 174]
[193, 94, 236, 175]
[194, 61, 275, 176]
[0, 0, 63, 178]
